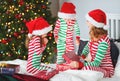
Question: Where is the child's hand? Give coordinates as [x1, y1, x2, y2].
[69, 61, 79, 69]
[43, 38, 48, 45]
[55, 37, 58, 43]
[76, 37, 80, 45]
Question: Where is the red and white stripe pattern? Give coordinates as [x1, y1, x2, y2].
[65, 20, 76, 53]
[54, 18, 80, 64]
[82, 36, 114, 77]
[26, 36, 50, 74]
[54, 19, 60, 38]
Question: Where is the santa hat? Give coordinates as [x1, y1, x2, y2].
[26, 17, 52, 38]
[86, 9, 108, 30]
[58, 2, 76, 19]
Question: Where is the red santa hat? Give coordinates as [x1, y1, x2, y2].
[86, 9, 108, 30]
[58, 2, 76, 19]
[26, 17, 52, 37]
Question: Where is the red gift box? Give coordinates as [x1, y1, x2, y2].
[56, 63, 77, 71]
[62, 51, 80, 63]
[0, 63, 20, 75]
[34, 69, 59, 80]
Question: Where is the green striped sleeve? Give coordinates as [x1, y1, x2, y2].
[84, 42, 108, 67]
[74, 22, 80, 36]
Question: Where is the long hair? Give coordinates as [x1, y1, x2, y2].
[89, 26, 108, 41]
[25, 35, 30, 49]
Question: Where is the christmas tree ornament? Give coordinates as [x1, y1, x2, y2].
[0, 0, 56, 63]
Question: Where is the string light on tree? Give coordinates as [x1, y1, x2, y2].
[0, 0, 57, 63]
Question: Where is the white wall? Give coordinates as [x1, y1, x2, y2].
[59, 0, 120, 40]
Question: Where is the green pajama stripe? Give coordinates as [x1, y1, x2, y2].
[32, 53, 49, 70]
[74, 22, 80, 36]
[85, 42, 108, 67]
[56, 18, 80, 64]
[56, 18, 67, 64]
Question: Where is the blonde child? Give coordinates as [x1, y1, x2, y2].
[54, 2, 80, 64]
[70, 9, 114, 77]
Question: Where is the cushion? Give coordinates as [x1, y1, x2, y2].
[110, 40, 119, 67]
[114, 42, 120, 77]
[78, 40, 88, 55]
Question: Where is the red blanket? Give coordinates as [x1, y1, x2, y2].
[13, 74, 49, 81]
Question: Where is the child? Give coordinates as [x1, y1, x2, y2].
[25, 17, 53, 75]
[54, 2, 80, 64]
[70, 9, 114, 77]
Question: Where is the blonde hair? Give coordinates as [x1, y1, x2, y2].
[25, 35, 30, 49]
[89, 26, 108, 41]
[25, 35, 44, 49]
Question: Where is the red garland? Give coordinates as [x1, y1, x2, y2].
[13, 32, 19, 37]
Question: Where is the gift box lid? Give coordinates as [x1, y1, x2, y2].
[0, 63, 20, 74]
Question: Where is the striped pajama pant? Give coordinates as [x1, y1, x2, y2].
[27, 53, 52, 74]
[56, 38, 74, 64]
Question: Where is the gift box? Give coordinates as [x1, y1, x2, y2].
[0, 63, 20, 75]
[62, 51, 80, 63]
[56, 63, 77, 71]
[34, 69, 59, 80]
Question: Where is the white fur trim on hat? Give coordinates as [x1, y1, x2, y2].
[86, 14, 105, 27]
[32, 26, 52, 36]
[103, 25, 109, 30]
[58, 12, 76, 19]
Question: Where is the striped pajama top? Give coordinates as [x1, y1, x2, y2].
[54, 18, 80, 52]
[81, 36, 114, 77]
[27, 36, 50, 74]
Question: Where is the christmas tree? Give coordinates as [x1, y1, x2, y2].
[0, 0, 57, 63]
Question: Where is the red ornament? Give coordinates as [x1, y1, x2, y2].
[14, 32, 19, 37]
[23, 19, 27, 23]
[48, 33, 52, 37]
[42, 5, 46, 9]
[20, 30, 26, 34]
[15, 14, 22, 19]
[1, 39, 8, 44]
[19, 0, 24, 6]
